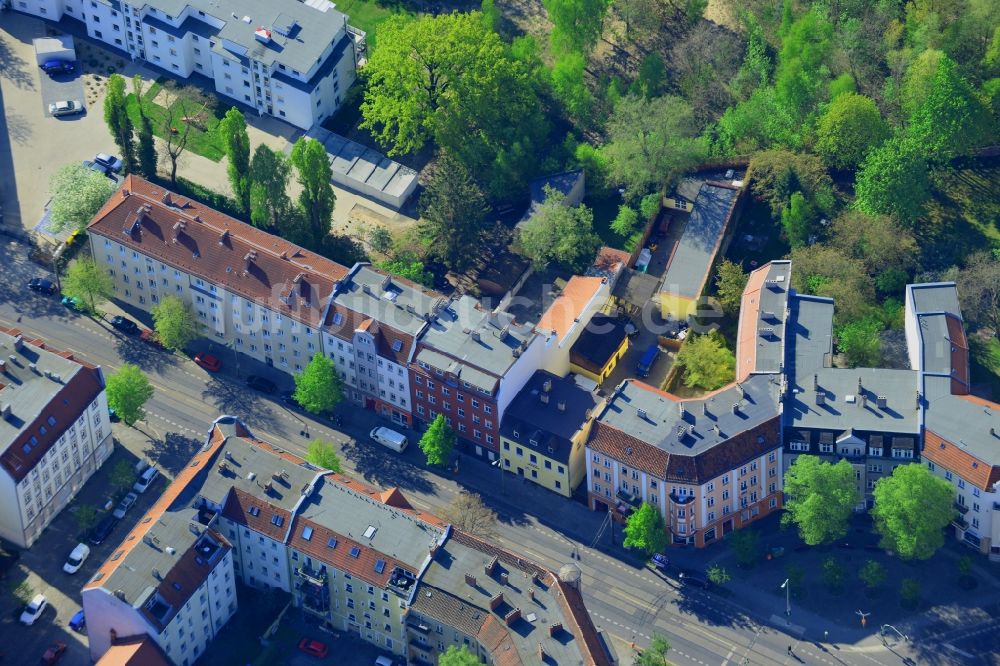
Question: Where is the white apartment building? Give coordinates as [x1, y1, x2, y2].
[87, 176, 349, 374]
[0, 327, 112, 548]
[14, 0, 361, 129]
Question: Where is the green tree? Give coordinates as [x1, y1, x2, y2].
[836, 316, 884, 367]
[103, 74, 136, 173]
[109, 460, 136, 495]
[954, 251, 1000, 339]
[729, 528, 760, 568]
[151, 295, 199, 351]
[63, 258, 114, 312]
[73, 504, 99, 535]
[635, 634, 671, 666]
[105, 364, 154, 426]
[610, 205, 639, 238]
[439, 645, 480, 666]
[780, 191, 815, 248]
[10, 581, 34, 605]
[441, 491, 498, 539]
[827, 211, 917, 279]
[418, 414, 456, 467]
[419, 152, 489, 272]
[623, 502, 667, 556]
[604, 95, 705, 199]
[815, 93, 890, 170]
[789, 245, 877, 326]
[289, 137, 336, 248]
[908, 56, 995, 161]
[636, 52, 666, 98]
[714, 259, 748, 315]
[782, 456, 857, 545]
[957, 555, 974, 586]
[900, 578, 921, 607]
[774, 7, 834, 122]
[900, 49, 945, 118]
[306, 439, 342, 473]
[363, 225, 394, 256]
[746, 150, 835, 219]
[519, 186, 600, 271]
[132, 76, 157, 179]
[158, 82, 215, 186]
[872, 463, 955, 560]
[784, 562, 805, 594]
[707, 564, 731, 586]
[613, 0, 661, 40]
[219, 107, 252, 215]
[821, 557, 844, 592]
[675, 331, 735, 391]
[543, 0, 610, 54]
[854, 137, 930, 223]
[378, 255, 434, 288]
[248, 145, 292, 230]
[552, 51, 593, 121]
[48, 163, 118, 232]
[639, 193, 660, 221]
[858, 560, 886, 592]
[293, 353, 344, 416]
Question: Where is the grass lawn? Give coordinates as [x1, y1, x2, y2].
[924, 160, 1000, 266]
[971, 335, 1000, 398]
[335, 0, 413, 49]
[587, 192, 642, 252]
[124, 79, 228, 163]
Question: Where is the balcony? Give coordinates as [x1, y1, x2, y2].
[953, 515, 969, 530]
[669, 492, 695, 505]
[617, 489, 641, 508]
[955, 502, 969, 514]
[295, 566, 328, 587]
[406, 619, 431, 635]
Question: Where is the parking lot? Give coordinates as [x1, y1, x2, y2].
[37, 64, 85, 119]
[0, 437, 161, 666]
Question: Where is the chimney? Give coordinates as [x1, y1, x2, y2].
[471, 331, 481, 343]
[540, 392, 550, 405]
[464, 573, 477, 587]
[29, 363, 38, 373]
[543, 379, 552, 392]
[816, 392, 826, 406]
[548, 622, 563, 637]
[637, 408, 647, 420]
[678, 403, 686, 417]
[990, 427, 996, 437]
[1, 404, 11, 419]
[500, 572, 509, 585]
[857, 377, 863, 394]
[538, 644, 546, 661]
[490, 592, 504, 610]
[12, 335, 23, 351]
[712, 424, 720, 435]
[152, 568, 162, 580]
[702, 403, 708, 416]
[876, 395, 887, 409]
[731, 403, 739, 414]
[485, 556, 498, 576]
[162, 192, 173, 206]
[915, 391, 921, 410]
[218, 230, 229, 245]
[860, 394, 867, 409]
[813, 374, 818, 391]
[528, 588, 535, 601]
[0, 360, 5, 373]
[504, 608, 521, 626]
[557, 401, 566, 412]
[109, 628, 118, 643]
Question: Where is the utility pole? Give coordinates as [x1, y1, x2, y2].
[781, 578, 791, 618]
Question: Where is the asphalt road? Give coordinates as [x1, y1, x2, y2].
[0, 233, 969, 666]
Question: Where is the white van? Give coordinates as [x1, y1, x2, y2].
[374, 657, 394, 666]
[370, 427, 408, 453]
[133, 466, 159, 493]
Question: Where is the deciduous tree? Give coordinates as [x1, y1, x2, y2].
[782, 456, 857, 545]
[293, 353, 343, 416]
[306, 439, 343, 473]
[707, 565, 731, 586]
[543, 0, 610, 55]
[63, 258, 114, 311]
[854, 137, 930, 223]
[48, 163, 117, 232]
[827, 211, 917, 278]
[440, 491, 498, 539]
[290, 137, 335, 247]
[248, 145, 292, 230]
[73, 504, 98, 535]
[439, 646, 480, 666]
[675, 331, 735, 391]
[219, 107, 251, 215]
[623, 502, 667, 556]
[789, 245, 877, 326]
[519, 186, 600, 271]
[610, 205, 639, 238]
[746, 150, 835, 219]
[378, 255, 434, 288]
[954, 251, 1000, 338]
[151, 295, 199, 351]
[858, 559, 886, 592]
[872, 463, 955, 560]
[780, 191, 815, 248]
[836, 316, 884, 367]
[821, 557, 844, 592]
[774, 7, 834, 122]
[815, 93, 890, 170]
[419, 152, 489, 272]
[109, 460, 135, 494]
[900, 578, 921, 607]
[714, 260, 748, 315]
[159, 82, 214, 186]
[418, 414, 456, 467]
[729, 527, 760, 568]
[635, 634, 671, 666]
[132, 76, 158, 179]
[103, 74, 136, 173]
[105, 364, 154, 426]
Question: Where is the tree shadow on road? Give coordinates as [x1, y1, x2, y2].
[142, 431, 203, 476]
[201, 376, 284, 435]
[341, 439, 436, 496]
[115, 335, 176, 374]
[0, 34, 35, 91]
[453, 477, 530, 530]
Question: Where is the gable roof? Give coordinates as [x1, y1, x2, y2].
[537, 276, 606, 345]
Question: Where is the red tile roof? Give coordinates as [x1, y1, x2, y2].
[735, 265, 770, 382]
[147, 528, 231, 629]
[537, 277, 607, 344]
[592, 247, 630, 273]
[95, 636, 170, 666]
[86, 176, 349, 328]
[588, 421, 668, 478]
[923, 429, 1000, 491]
[0, 328, 105, 482]
[221, 487, 293, 541]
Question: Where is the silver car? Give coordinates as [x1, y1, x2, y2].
[48, 100, 83, 117]
[112, 491, 138, 519]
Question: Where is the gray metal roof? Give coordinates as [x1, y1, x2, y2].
[748, 261, 791, 375]
[417, 296, 536, 391]
[610, 269, 659, 308]
[305, 127, 418, 201]
[0, 332, 86, 446]
[660, 184, 737, 300]
[142, 0, 349, 73]
[598, 374, 780, 455]
[331, 265, 442, 336]
[296, 478, 444, 571]
[500, 372, 599, 462]
[923, 376, 1000, 465]
[198, 436, 320, 511]
[909, 282, 962, 317]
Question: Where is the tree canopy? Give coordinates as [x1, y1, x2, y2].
[439, 646, 480, 666]
[952, 251, 1000, 337]
[63, 259, 114, 311]
[290, 137, 336, 248]
[105, 364, 154, 426]
[871, 463, 955, 560]
[103, 74, 136, 173]
[440, 491, 498, 539]
[48, 163, 118, 232]
[814, 93, 890, 169]
[248, 145, 292, 230]
[418, 414, 456, 467]
[543, 0, 610, 54]
[220, 107, 251, 215]
[781, 456, 858, 545]
[518, 186, 600, 271]
[419, 152, 490, 272]
[714, 260, 748, 315]
[675, 332, 735, 391]
[151, 295, 199, 351]
[622, 502, 667, 556]
[293, 353, 343, 416]
[854, 137, 930, 223]
[306, 439, 342, 473]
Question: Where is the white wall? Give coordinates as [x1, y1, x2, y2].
[83, 588, 151, 662]
[496, 335, 545, 421]
[540, 281, 610, 377]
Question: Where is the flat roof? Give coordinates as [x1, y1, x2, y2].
[924, 376, 1000, 466]
[660, 183, 738, 300]
[331, 264, 443, 337]
[569, 314, 628, 373]
[736, 261, 791, 381]
[501, 372, 599, 462]
[305, 127, 418, 202]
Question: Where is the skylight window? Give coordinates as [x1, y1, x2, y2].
[47, 416, 56, 427]
[374, 559, 386, 574]
[349, 546, 361, 558]
[332, 312, 343, 325]
[302, 526, 313, 541]
[392, 340, 403, 352]
[271, 515, 284, 526]
[327, 537, 338, 549]
[363, 525, 377, 539]
[248, 506, 261, 517]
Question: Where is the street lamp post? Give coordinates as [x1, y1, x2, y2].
[781, 579, 791, 617]
[856, 610, 871, 628]
[227, 340, 241, 378]
[492, 458, 505, 495]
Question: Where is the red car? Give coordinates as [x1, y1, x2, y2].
[41, 641, 67, 665]
[194, 353, 222, 372]
[297, 638, 329, 658]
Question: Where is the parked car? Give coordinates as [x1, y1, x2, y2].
[140, 328, 164, 348]
[82, 159, 108, 174]
[40, 59, 75, 76]
[108, 407, 120, 422]
[245, 375, 276, 394]
[63, 542, 91, 574]
[94, 153, 123, 173]
[194, 352, 222, 372]
[133, 466, 159, 494]
[651, 553, 670, 572]
[69, 609, 86, 632]
[19, 593, 48, 625]
[678, 571, 711, 589]
[110, 316, 139, 334]
[88, 514, 119, 546]
[113, 491, 139, 519]
[298, 638, 329, 658]
[48, 100, 83, 117]
[28, 277, 57, 295]
[41, 641, 67, 665]
[61, 295, 85, 312]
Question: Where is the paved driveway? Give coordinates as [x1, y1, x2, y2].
[38, 67, 85, 118]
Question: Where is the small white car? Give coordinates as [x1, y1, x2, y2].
[48, 100, 83, 117]
[133, 466, 159, 493]
[63, 542, 91, 574]
[20, 593, 48, 625]
[113, 492, 138, 519]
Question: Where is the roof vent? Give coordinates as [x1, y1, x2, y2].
[816, 392, 826, 406]
[247, 471, 256, 481]
[876, 395, 887, 409]
[152, 568, 162, 580]
[542, 379, 552, 393]
[557, 401, 566, 412]
[539, 392, 549, 404]
[166, 546, 177, 555]
[637, 408, 647, 420]
[471, 331, 481, 343]
[29, 363, 37, 373]
[678, 403, 685, 417]
[465, 573, 477, 587]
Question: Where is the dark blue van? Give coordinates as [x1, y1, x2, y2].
[636, 343, 660, 377]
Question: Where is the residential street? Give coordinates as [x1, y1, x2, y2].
[1, 240, 997, 666]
